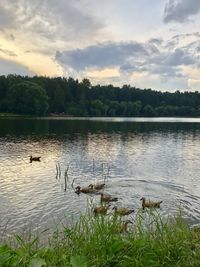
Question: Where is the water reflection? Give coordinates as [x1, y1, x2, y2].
[0, 117, 200, 239]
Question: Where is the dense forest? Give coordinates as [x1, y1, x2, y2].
[0, 74, 200, 117]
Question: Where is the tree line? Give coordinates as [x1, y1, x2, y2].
[0, 74, 200, 116]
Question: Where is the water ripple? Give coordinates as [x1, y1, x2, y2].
[0, 118, 200, 238]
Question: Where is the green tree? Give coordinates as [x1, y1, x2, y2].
[143, 104, 156, 117]
[7, 81, 49, 115]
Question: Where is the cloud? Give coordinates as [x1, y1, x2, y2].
[0, 58, 34, 76]
[163, 0, 200, 23]
[55, 35, 200, 91]
[0, 3, 15, 28]
[56, 40, 198, 77]
[56, 42, 148, 71]
[0, 48, 17, 57]
[148, 38, 163, 45]
[0, 0, 104, 43]
[153, 48, 195, 66]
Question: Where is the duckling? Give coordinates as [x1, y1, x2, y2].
[101, 193, 118, 203]
[93, 204, 110, 215]
[140, 197, 162, 210]
[30, 156, 41, 162]
[113, 206, 134, 216]
[89, 183, 105, 190]
[75, 185, 96, 194]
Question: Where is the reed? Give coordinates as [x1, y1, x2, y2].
[64, 165, 69, 191]
[55, 162, 61, 179]
[1, 210, 200, 267]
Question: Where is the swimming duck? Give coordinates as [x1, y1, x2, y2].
[100, 193, 118, 203]
[113, 206, 134, 216]
[30, 156, 41, 162]
[89, 183, 105, 190]
[75, 185, 96, 194]
[93, 204, 110, 215]
[140, 197, 162, 210]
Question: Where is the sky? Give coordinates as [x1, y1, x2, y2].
[0, 0, 200, 91]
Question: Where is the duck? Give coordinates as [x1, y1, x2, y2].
[93, 204, 110, 215]
[119, 220, 133, 233]
[100, 193, 118, 203]
[30, 156, 41, 162]
[89, 183, 105, 190]
[75, 185, 96, 194]
[140, 197, 162, 210]
[113, 206, 134, 216]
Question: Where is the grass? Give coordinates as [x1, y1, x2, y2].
[0, 210, 200, 267]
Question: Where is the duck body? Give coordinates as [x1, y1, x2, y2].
[94, 204, 110, 215]
[119, 220, 133, 233]
[89, 183, 105, 190]
[113, 206, 134, 216]
[75, 185, 97, 194]
[140, 197, 162, 209]
[101, 193, 118, 203]
[30, 156, 41, 162]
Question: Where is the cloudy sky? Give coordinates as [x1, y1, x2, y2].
[0, 0, 200, 91]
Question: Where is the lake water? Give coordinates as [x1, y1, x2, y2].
[0, 117, 200, 239]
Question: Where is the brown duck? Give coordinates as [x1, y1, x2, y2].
[140, 197, 162, 210]
[113, 206, 134, 216]
[100, 193, 118, 203]
[75, 185, 96, 194]
[93, 204, 110, 215]
[89, 183, 105, 190]
[119, 220, 133, 233]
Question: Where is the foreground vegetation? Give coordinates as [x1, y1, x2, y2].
[1, 210, 200, 267]
[0, 75, 200, 116]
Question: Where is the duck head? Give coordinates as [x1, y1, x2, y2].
[75, 186, 81, 194]
[125, 220, 133, 225]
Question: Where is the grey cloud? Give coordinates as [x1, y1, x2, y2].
[0, 0, 104, 42]
[164, 0, 200, 23]
[148, 38, 163, 45]
[55, 37, 199, 81]
[172, 32, 200, 40]
[0, 58, 34, 75]
[150, 65, 183, 78]
[0, 4, 15, 28]
[146, 48, 195, 78]
[0, 48, 17, 57]
[56, 42, 147, 71]
[164, 48, 195, 66]
[147, 44, 160, 54]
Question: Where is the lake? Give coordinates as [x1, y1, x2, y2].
[0, 117, 200, 239]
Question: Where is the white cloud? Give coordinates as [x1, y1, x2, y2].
[0, 0, 104, 43]
[56, 37, 199, 77]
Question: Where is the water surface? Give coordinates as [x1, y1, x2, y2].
[0, 117, 200, 238]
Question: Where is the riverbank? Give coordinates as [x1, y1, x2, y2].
[1, 211, 200, 267]
[1, 112, 200, 119]
[0, 113, 24, 117]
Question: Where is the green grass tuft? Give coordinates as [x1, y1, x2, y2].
[1, 210, 200, 266]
